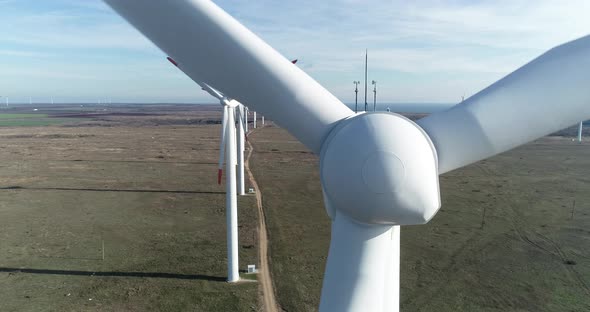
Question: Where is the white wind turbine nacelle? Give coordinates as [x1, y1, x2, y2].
[103, 0, 590, 311]
[321, 113, 439, 225]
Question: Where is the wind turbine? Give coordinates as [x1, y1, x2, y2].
[253, 111, 257, 129]
[167, 56, 242, 282]
[237, 104, 246, 195]
[103, 1, 590, 311]
[578, 121, 583, 143]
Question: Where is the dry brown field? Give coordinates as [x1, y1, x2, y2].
[0, 104, 588, 312]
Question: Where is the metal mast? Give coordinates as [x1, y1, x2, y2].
[372, 80, 377, 111]
[353, 81, 360, 113]
[364, 49, 368, 112]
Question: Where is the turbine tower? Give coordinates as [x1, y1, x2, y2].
[253, 111, 257, 129]
[104, 1, 590, 310]
[578, 121, 583, 143]
[223, 101, 239, 282]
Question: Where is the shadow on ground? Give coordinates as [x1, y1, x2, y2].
[0, 267, 226, 281]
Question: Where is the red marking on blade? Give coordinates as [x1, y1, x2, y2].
[291, 59, 298, 64]
[217, 169, 223, 185]
[167, 57, 178, 67]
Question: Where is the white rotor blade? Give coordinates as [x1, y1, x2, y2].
[418, 35, 590, 174]
[103, 0, 352, 153]
[218, 106, 228, 185]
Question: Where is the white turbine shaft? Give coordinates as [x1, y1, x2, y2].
[225, 104, 239, 282]
[237, 105, 246, 195]
[253, 111, 257, 129]
[262, 115, 265, 126]
[578, 121, 583, 143]
[320, 214, 398, 311]
[390, 226, 400, 311]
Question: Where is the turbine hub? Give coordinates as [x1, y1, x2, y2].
[362, 151, 405, 193]
[320, 112, 441, 225]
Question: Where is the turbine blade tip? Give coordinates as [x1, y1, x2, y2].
[166, 56, 178, 67]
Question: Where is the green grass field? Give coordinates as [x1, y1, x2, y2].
[0, 113, 79, 126]
[0, 113, 49, 119]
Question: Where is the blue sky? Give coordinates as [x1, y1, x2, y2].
[1, 0, 589, 104]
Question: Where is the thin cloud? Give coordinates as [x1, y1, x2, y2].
[0, 0, 589, 103]
[0, 49, 54, 58]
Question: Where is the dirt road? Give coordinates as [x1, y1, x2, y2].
[245, 132, 279, 312]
